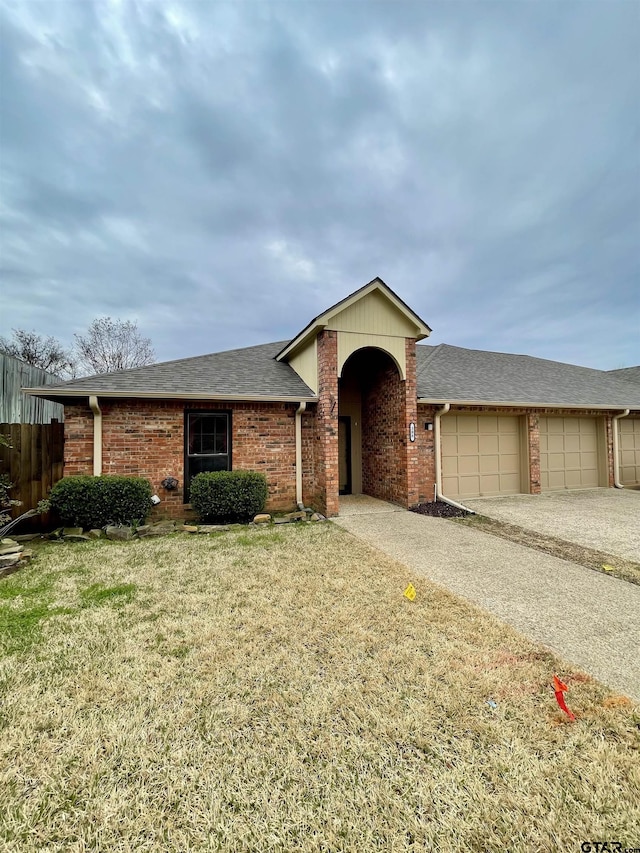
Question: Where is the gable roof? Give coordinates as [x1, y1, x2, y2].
[416, 344, 640, 409]
[275, 277, 431, 361]
[25, 341, 316, 403]
[607, 366, 640, 383]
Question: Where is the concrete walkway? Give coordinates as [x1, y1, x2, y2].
[464, 489, 640, 562]
[333, 508, 640, 702]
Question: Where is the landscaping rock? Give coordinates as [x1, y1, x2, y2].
[136, 521, 177, 538]
[182, 525, 199, 533]
[87, 529, 103, 539]
[21, 549, 33, 560]
[63, 527, 84, 538]
[197, 525, 229, 533]
[273, 517, 290, 525]
[310, 513, 325, 522]
[0, 542, 22, 555]
[284, 511, 306, 522]
[105, 526, 134, 541]
[0, 554, 20, 567]
[12, 534, 39, 542]
[253, 514, 271, 524]
[64, 534, 91, 542]
[1, 538, 19, 547]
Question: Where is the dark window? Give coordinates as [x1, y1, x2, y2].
[184, 411, 231, 501]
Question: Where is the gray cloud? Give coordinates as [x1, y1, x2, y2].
[0, 0, 638, 370]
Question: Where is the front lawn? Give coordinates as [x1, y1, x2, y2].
[1, 524, 638, 851]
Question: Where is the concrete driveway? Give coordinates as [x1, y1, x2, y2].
[464, 489, 640, 563]
[334, 506, 640, 701]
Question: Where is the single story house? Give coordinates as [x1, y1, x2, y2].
[25, 278, 640, 518]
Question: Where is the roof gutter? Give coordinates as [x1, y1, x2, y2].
[612, 409, 630, 488]
[295, 402, 307, 509]
[419, 398, 634, 411]
[23, 388, 317, 404]
[433, 403, 475, 514]
[89, 395, 102, 476]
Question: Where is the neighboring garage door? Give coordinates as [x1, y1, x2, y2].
[441, 415, 522, 499]
[539, 417, 600, 491]
[619, 417, 640, 486]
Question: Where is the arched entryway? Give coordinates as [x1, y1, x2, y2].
[338, 347, 406, 504]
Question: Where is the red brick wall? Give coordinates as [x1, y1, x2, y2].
[404, 338, 420, 506]
[301, 405, 320, 508]
[315, 331, 339, 517]
[416, 405, 438, 503]
[361, 355, 405, 503]
[63, 399, 299, 519]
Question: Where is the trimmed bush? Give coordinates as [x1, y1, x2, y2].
[189, 471, 268, 523]
[49, 475, 153, 529]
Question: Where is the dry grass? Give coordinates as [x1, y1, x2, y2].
[0, 524, 638, 852]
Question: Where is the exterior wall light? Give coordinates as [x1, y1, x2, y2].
[161, 477, 179, 490]
[425, 422, 434, 431]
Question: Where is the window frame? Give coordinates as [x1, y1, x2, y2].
[183, 409, 232, 503]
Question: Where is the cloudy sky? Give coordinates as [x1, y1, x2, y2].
[1, 0, 638, 371]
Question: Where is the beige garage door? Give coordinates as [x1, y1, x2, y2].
[619, 418, 640, 486]
[540, 417, 600, 491]
[441, 415, 522, 499]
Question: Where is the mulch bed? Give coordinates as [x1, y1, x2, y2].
[410, 501, 471, 519]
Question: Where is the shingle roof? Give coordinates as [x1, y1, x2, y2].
[416, 344, 640, 408]
[26, 341, 315, 401]
[26, 338, 639, 410]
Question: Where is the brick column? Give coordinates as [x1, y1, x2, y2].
[527, 413, 541, 494]
[605, 415, 615, 487]
[403, 338, 420, 507]
[315, 330, 339, 517]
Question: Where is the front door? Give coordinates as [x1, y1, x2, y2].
[338, 416, 352, 495]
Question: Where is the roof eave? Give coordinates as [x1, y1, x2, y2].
[417, 398, 637, 410]
[23, 388, 318, 404]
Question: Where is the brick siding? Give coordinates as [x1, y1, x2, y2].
[64, 399, 300, 519]
[314, 331, 339, 517]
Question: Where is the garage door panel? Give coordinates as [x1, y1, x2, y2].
[618, 418, 640, 485]
[540, 417, 601, 491]
[548, 452, 566, 469]
[548, 470, 566, 490]
[458, 417, 479, 434]
[459, 455, 480, 475]
[564, 435, 580, 453]
[479, 417, 498, 433]
[480, 454, 499, 473]
[479, 474, 500, 493]
[500, 473, 521, 492]
[441, 434, 458, 455]
[441, 415, 522, 498]
[458, 476, 482, 496]
[479, 434, 499, 454]
[548, 435, 565, 453]
[458, 434, 479, 454]
[499, 434, 520, 454]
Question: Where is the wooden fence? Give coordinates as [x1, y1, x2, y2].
[0, 352, 65, 424]
[1, 421, 64, 527]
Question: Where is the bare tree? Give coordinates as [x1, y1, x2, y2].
[74, 317, 155, 375]
[0, 329, 75, 377]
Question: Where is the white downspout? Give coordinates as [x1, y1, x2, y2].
[612, 409, 630, 488]
[295, 402, 307, 509]
[89, 395, 102, 476]
[434, 402, 475, 514]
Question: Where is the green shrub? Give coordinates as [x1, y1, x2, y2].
[189, 471, 267, 522]
[49, 475, 153, 529]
